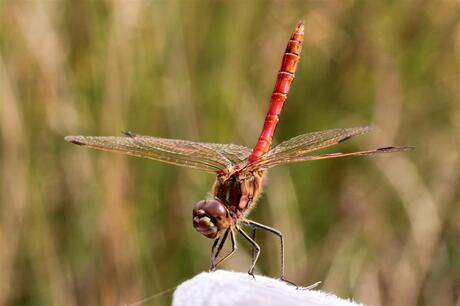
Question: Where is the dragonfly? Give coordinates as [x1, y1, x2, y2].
[65, 21, 411, 284]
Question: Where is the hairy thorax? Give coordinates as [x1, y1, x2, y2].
[213, 169, 265, 218]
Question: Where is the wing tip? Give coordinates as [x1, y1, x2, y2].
[377, 146, 415, 153]
[64, 136, 85, 145]
[358, 126, 372, 133]
[338, 126, 371, 143]
[122, 130, 137, 138]
[338, 135, 352, 143]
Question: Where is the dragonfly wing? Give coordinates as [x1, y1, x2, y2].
[249, 126, 372, 169]
[259, 146, 413, 168]
[65, 133, 251, 173]
[204, 143, 251, 164]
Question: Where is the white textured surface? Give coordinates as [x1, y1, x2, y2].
[173, 270, 366, 306]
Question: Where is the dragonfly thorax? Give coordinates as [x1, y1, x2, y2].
[213, 170, 265, 218]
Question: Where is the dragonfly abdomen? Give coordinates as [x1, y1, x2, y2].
[248, 21, 304, 164]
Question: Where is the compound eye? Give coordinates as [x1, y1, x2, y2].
[192, 199, 231, 239]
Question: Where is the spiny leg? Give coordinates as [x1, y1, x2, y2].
[211, 236, 220, 257]
[212, 229, 236, 268]
[210, 228, 229, 271]
[251, 227, 257, 263]
[243, 219, 297, 287]
[243, 220, 285, 278]
[237, 227, 260, 279]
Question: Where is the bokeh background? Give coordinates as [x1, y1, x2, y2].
[1, 1, 459, 305]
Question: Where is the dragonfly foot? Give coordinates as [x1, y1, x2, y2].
[280, 277, 298, 288]
[248, 271, 256, 280]
[209, 264, 217, 272]
[303, 281, 322, 290]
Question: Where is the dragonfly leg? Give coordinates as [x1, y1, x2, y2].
[209, 228, 229, 271]
[210, 238, 220, 265]
[251, 227, 257, 263]
[243, 219, 297, 287]
[237, 227, 260, 279]
[212, 229, 236, 268]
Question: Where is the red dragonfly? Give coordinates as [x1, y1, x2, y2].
[65, 21, 411, 283]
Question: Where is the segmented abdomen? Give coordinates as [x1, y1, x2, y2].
[248, 21, 304, 164]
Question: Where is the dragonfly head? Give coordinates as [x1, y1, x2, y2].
[193, 199, 232, 239]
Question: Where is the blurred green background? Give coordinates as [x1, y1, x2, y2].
[1, 1, 459, 305]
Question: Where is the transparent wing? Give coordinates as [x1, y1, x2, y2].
[205, 143, 252, 164]
[249, 126, 372, 169]
[65, 132, 251, 173]
[259, 146, 413, 168]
